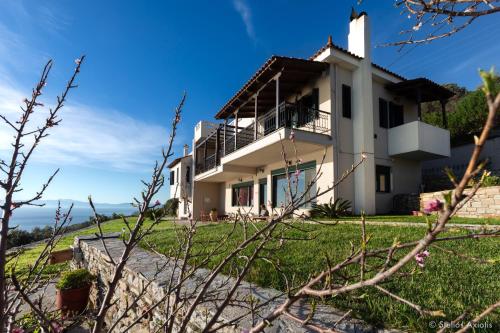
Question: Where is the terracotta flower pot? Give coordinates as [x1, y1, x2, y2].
[56, 284, 91, 315]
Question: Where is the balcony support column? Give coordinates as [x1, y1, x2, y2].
[223, 119, 227, 156]
[440, 99, 448, 129]
[254, 93, 258, 139]
[416, 89, 422, 121]
[275, 73, 281, 130]
[203, 140, 207, 172]
[234, 111, 239, 149]
[215, 127, 220, 165]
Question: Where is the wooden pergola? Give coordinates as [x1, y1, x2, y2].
[386, 78, 455, 128]
[215, 56, 328, 117]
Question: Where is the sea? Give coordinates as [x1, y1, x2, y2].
[7, 206, 137, 231]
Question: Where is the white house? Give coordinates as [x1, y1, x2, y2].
[169, 11, 452, 219]
[167, 144, 193, 218]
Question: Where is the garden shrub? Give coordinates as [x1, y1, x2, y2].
[56, 269, 94, 290]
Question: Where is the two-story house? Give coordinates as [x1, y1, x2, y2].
[170, 11, 453, 219]
[167, 144, 193, 218]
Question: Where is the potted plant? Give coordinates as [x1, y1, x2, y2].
[56, 269, 94, 315]
[209, 208, 218, 222]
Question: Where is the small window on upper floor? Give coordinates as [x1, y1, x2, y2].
[342, 84, 352, 119]
[389, 102, 404, 128]
[170, 171, 175, 185]
[186, 166, 191, 183]
[379, 98, 389, 128]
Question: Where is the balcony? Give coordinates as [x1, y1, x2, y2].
[194, 102, 331, 178]
[388, 121, 450, 160]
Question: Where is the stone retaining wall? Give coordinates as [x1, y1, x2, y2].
[72, 235, 388, 333]
[420, 186, 500, 218]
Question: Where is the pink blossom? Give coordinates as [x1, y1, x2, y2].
[154, 200, 161, 206]
[51, 322, 64, 333]
[294, 169, 301, 178]
[423, 199, 443, 214]
[12, 328, 24, 333]
[289, 130, 295, 141]
[414, 250, 430, 268]
[75, 58, 81, 65]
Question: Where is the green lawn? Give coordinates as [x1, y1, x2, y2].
[323, 214, 500, 225]
[9, 218, 175, 277]
[11, 218, 500, 332]
[144, 222, 499, 332]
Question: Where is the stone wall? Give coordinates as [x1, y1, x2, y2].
[392, 193, 420, 214]
[72, 235, 387, 333]
[420, 186, 500, 218]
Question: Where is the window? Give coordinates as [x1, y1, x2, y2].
[376, 165, 391, 193]
[186, 166, 191, 183]
[272, 161, 316, 208]
[259, 179, 267, 206]
[169, 171, 175, 185]
[231, 182, 254, 207]
[342, 84, 352, 119]
[389, 102, 404, 128]
[379, 98, 389, 128]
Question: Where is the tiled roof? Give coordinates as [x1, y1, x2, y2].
[167, 154, 191, 169]
[309, 37, 407, 81]
[308, 35, 362, 61]
[215, 56, 328, 119]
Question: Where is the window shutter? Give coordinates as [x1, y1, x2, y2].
[379, 98, 388, 128]
[342, 85, 351, 119]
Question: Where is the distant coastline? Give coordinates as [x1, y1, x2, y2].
[8, 201, 136, 231]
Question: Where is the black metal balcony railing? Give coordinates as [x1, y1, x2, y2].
[195, 102, 330, 175]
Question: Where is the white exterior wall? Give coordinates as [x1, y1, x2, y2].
[169, 156, 193, 219]
[185, 13, 450, 217]
[334, 66, 355, 206]
[222, 148, 335, 216]
[372, 80, 422, 213]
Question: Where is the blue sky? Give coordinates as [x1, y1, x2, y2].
[0, 0, 499, 203]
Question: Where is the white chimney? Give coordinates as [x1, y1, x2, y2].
[347, 9, 371, 60]
[183, 144, 189, 157]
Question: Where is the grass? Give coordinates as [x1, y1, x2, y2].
[11, 217, 500, 332]
[323, 214, 500, 225]
[144, 222, 499, 332]
[8, 218, 175, 277]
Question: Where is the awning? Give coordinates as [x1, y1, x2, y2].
[385, 78, 455, 103]
[215, 56, 329, 119]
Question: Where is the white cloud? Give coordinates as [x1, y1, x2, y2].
[232, 0, 256, 41]
[0, 7, 182, 173]
[0, 81, 179, 172]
